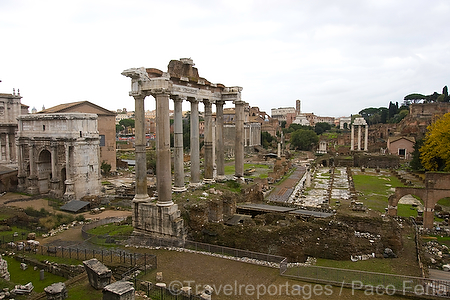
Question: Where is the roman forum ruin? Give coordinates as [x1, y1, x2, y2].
[16, 113, 101, 201]
[122, 58, 244, 240]
[351, 117, 368, 151]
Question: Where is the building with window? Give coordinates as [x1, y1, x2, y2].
[0, 89, 29, 166]
[387, 136, 415, 159]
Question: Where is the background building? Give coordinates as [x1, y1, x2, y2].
[39, 101, 117, 172]
[0, 89, 29, 166]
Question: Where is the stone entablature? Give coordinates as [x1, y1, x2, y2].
[16, 113, 101, 200]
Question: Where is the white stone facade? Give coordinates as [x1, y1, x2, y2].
[16, 113, 101, 201]
[0, 90, 29, 166]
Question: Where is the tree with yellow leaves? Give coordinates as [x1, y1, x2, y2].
[420, 112, 450, 171]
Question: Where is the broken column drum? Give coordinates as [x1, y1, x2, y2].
[122, 58, 243, 241]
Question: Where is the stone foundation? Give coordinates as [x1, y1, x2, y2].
[133, 202, 185, 241]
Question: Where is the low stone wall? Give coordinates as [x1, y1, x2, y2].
[14, 255, 85, 279]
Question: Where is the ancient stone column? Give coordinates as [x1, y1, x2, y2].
[27, 141, 39, 195]
[215, 100, 225, 180]
[188, 97, 201, 187]
[172, 95, 186, 192]
[203, 99, 214, 183]
[234, 100, 245, 181]
[16, 143, 26, 192]
[63, 143, 75, 200]
[133, 94, 151, 203]
[50, 142, 58, 180]
[49, 142, 61, 198]
[5, 134, 10, 162]
[350, 124, 354, 151]
[357, 125, 362, 151]
[364, 125, 369, 151]
[154, 91, 173, 206]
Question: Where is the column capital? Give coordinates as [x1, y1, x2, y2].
[215, 99, 226, 106]
[234, 100, 246, 106]
[132, 93, 148, 101]
[170, 95, 187, 102]
[187, 96, 200, 104]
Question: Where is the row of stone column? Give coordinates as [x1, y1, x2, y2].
[133, 93, 246, 207]
[350, 124, 368, 151]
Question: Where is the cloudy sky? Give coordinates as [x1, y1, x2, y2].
[1, 0, 449, 117]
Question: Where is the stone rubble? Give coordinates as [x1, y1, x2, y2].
[0, 255, 10, 281]
[127, 245, 288, 268]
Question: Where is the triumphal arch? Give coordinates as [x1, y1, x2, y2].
[16, 113, 101, 201]
[122, 58, 244, 241]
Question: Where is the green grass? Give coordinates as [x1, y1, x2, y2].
[437, 197, 450, 208]
[224, 163, 271, 179]
[67, 281, 103, 300]
[86, 223, 133, 236]
[352, 173, 405, 212]
[315, 257, 396, 274]
[1, 255, 66, 293]
[0, 226, 30, 242]
[396, 204, 418, 218]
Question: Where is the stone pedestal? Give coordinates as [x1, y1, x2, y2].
[27, 176, 39, 195]
[63, 180, 75, 202]
[83, 258, 112, 290]
[102, 281, 134, 300]
[49, 179, 62, 199]
[44, 282, 68, 300]
[134, 202, 185, 241]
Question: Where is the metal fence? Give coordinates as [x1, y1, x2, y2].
[1, 242, 157, 272]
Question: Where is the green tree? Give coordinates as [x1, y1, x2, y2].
[101, 161, 111, 175]
[391, 109, 409, 123]
[261, 131, 274, 149]
[314, 122, 331, 135]
[420, 113, 450, 171]
[182, 112, 191, 151]
[146, 150, 157, 174]
[404, 93, 428, 103]
[409, 139, 424, 171]
[290, 129, 318, 151]
[119, 119, 135, 129]
[388, 101, 398, 120]
[116, 124, 124, 133]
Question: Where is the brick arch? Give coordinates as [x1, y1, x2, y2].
[388, 173, 450, 229]
[388, 187, 427, 208]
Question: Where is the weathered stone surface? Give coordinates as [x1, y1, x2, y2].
[44, 282, 68, 300]
[102, 281, 134, 300]
[0, 255, 10, 281]
[17, 113, 101, 200]
[83, 258, 112, 290]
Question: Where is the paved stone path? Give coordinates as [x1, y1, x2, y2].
[265, 165, 306, 203]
